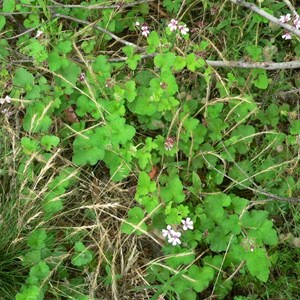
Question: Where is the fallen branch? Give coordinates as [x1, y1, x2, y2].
[230, 0, 300, 38]
[6, 55, 300, 70]
[206, 59, 300, 70]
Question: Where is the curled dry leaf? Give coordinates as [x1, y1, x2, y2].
[149, 165, 158, 180]
[64, 106, 79, 123]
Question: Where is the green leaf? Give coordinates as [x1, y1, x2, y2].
[173, 56, 186, 71]
[21, 39, 48, 62]
[16, 285, 42, 300]
[138, 195, 159, 214]
[103, 150, 132, 182]
[48, 51, 69, 71]
[76, 95, 102, 119]
[165, 204, 189, 224]
[253, 69, 269, 89]
[290, 120, 300, 135]
[0, 16, 6, 31]
[241, 210, 278, 246]
[23, 250, 41, 267]
[245, 44, 262, 61]
[23, 103, 52, 133]
[71, 242, 93, 267]
[56, 60, 81, 87]
[135, 171, 156, 197]
[27, 261, 50, 285]
[21, 137, 39, 155]
[154, 52, 176, 71]
[3, 0, 15, 12]
[57, 40, 72, 54]
[208, 226, 233, 252]
[27, 229, 47, 250]
[121, 207, 147, 235]
[43, 194, 64, 218]
[186, 265, 214, 292]
[126, 54, 141, 70]
[72, 128, 108, 166]
[124, 80, 137, 102]
[92, 55, 111, 76]
[13, 68, 34, 88]
[41, 135, 60, 151]
[122, 45, 134, 57]
[204, 194, 231, 224]
[160, 174, 185, 203]
[245, 248, 271, 282]
[186, 53, 205, 71]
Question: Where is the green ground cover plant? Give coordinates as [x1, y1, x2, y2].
[1, 0, 300, 299]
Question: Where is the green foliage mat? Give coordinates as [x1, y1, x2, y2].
[1, 0, 300, 299]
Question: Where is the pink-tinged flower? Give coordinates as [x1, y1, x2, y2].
[164, 137, 175, 151]
[282, 32, 292, 40]
[279, 13, 291, 23]
[168, 231, 181, 246]
[168, 19, 178, 31]
[293, 16, 300, 29]
[178, 24, 189, 35]
[162, 225, 174, 239]
[141, 25, 150, 37]
[181, 217, 194, 230]
[78, 72, 85, 82]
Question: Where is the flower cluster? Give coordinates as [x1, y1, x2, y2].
[164, 136, 175, 151]
[135, 21, 150, 37]
[279, 13, 300, 40]
[162, 218, 194, 246]
[167, 19, 189, 35]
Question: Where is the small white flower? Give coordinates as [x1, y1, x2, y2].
[141, 25, 150, 37]
[168, 19, 178, 31]
[178, 24, 189, 35]
[162, 225, 174, 239]
[282, 32, 292, 40]
[168, 231, 181, 246]
[4, 95, 11, 103]
[135, 21, 140, 26]
[0, 95, 11, 104]
[181, 217, 194, 231]
[293, 16, 300, 29]
[35, 30, 43, 38]
[279, 14, 291, 23]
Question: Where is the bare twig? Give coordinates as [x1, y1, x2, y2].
[47, 0, 154, 9]
[53, 13, 144, 50]
[0, 11, 33, 15]
[6, 25, 44, 40]
[6, 54, 300, 70]
[225, 261, 245, 282]
[282, 0, 299, 17]
[229, 0, 300, 38]
[206, 60, 300, 70]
